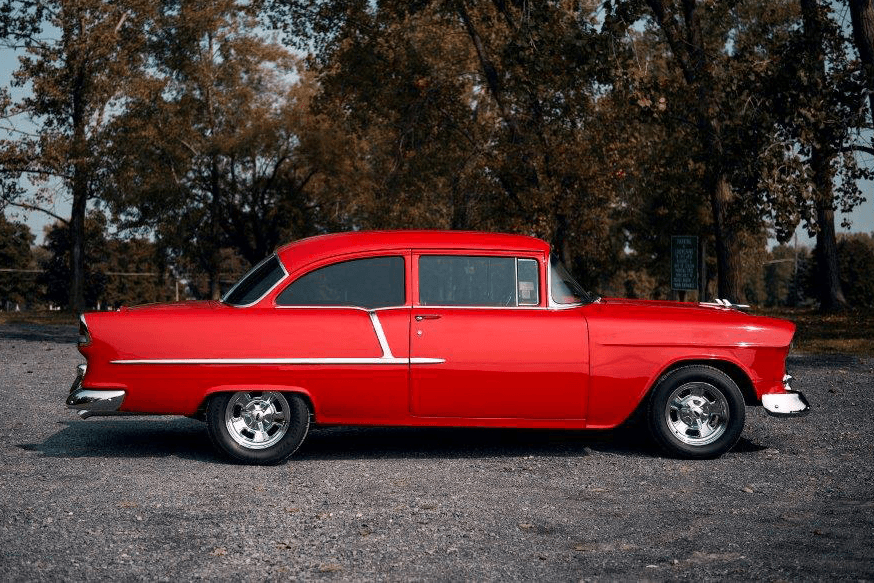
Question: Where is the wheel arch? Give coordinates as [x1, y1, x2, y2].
[195, 385, 317, 422]
[650, 359, 757, 406]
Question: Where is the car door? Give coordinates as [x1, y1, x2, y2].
[272, 251, 412, 422]
[409, 252, 589, 420]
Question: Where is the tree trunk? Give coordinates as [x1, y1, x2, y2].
[550, 212, 571, 265]
[450, 180, 470, 230]
[209, 161, 223, 301]
[811, 148, 847, 310]
[69, 56, 89, 314]
[69, 185, 87, 313]
[849, 0, 874, 126]
[208, 265, 221, 300]
[709, 175, 743, 301]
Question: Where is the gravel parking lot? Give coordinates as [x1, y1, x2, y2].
[1, 321, 872, 580]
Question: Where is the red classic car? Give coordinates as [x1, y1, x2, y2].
[67, 230, 808, 464]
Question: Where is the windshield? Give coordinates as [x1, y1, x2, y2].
[222, 255, 285, 306]
[550, 255, 594, 305]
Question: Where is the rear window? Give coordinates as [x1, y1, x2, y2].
[276, 256, 405, 309]
[223, 255, 285, 306]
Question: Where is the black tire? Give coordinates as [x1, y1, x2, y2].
[206, 390, 310, 465]
[647, 365, 745, 459]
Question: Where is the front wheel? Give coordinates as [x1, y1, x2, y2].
[647, 366, 745, 459]
[206, 391, 310, 465]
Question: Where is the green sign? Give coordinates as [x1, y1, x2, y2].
[671, 236, 698, 291]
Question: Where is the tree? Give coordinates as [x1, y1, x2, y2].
[108, 0, 327, 298]
[270, 1, 633, 286]
[797, 0, 848, 310]
[39, 210, 108, 309]
[0, 215, 35, 308]
[634, 0, 760, 303]
[764, 244, 800, 307]
[0, 0, 153, 313]
[99, 237, 174, 308]
[835, 233, 874, 307]
[759, 0, 871, 310]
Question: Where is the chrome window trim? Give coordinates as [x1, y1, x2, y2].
[547, 256, 584, 310]
[514, 258, 519, 306]
[273, 305, 407, 312]
[275, 303, 545, 311]
[516, 257, 539, 306]
[412, 304, 546, 310]
[222, 254, 289, 308]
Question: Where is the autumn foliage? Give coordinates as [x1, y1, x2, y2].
[1, 0, 872, 311]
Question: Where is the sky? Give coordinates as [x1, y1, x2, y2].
[1, 42, 872, 250]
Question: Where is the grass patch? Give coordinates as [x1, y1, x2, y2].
[755, 307, 874, 358]
[0, 311, 79, 327]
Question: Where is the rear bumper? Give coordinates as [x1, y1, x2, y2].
[66, 364, 126, 419]
[762, 375, 810, 417]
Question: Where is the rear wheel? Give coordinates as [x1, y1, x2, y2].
[206, 391, 310, 465]
[647, 366, 745, 459]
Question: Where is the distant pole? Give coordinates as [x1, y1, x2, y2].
[793, 232, 799, 305]
[699, 238, 706, 301]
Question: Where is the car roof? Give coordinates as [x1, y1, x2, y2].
[276, 230, 550, 268]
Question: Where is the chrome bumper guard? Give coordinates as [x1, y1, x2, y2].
[762, 375, 810, 417]
[66, 364, 126, 419]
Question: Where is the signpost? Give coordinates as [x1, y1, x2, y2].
[671, 236, 698, 291]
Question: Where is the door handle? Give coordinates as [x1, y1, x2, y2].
[415, 314, 442, 321]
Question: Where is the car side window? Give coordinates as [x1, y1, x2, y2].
[276, 256, 405, 309]
[516, 258, 539, 306]
[418, 255, 539, 307]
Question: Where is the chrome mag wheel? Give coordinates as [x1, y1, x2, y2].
[648, 365, 745, 459]
[665, 382, 730, 446]
[224, 391, 290, 450]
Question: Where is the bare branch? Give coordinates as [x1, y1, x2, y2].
[841, 144, 874, 156]
[114, 10, 130, 34]
[178, 138, 201, 157]
[4, 201, 69, 224]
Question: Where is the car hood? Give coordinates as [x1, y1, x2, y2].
[597, 297, 740, 313]
[586, 297, 796, 348]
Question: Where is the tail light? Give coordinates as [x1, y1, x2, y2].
[78, 316, 91, 346]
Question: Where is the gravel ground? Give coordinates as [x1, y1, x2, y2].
[1, 321, 872, 581]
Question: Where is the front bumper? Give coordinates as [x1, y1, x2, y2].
[66, 364, 126, 419]
[762, 375, 810, 417]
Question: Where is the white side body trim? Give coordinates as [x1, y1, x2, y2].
[111, 312, 444, 365]
[112, 357, 444, 365]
